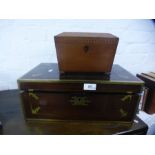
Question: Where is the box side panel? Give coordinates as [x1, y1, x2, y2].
[20, 91, 140, 122]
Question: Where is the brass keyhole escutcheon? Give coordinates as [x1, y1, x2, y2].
[83, 45, 89, 53]
[70, 96, 90, 106]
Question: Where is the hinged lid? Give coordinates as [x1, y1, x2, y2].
[55, 32, 119, 44]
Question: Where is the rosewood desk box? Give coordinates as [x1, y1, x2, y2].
[18, 63, 143, 126]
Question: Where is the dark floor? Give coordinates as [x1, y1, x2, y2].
[0, 89, 30, 134]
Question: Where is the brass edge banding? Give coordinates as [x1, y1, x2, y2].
[26, 118, 133, 125]
[18, 79, 144, 85]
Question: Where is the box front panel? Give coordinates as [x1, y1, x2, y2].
[20, 91, 139, 121]
[56, 42, 117, 73]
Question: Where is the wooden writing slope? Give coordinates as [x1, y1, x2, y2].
[18, 63, 143, 129]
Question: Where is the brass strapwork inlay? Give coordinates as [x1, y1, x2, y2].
[120, 108, 128, 117]
[29, 92, 39, 100]
[121, 95, 132, 102]
[70, 96, 90, 106]
[28, 92, 40, 114]
[31, 106, 41, 114]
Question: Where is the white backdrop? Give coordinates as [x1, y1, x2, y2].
[0, 19, 155, 90]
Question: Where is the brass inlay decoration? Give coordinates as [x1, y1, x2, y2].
[31, 106, 41, 114]
[28, 92, 40, 114]
[121, 95, 132, 102]
[29, 92, 39, 100]
[18, 78, 144, 85]
[70, 96, 90, 106]
[120, 109, 128, 117]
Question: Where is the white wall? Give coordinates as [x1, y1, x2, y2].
[0, 19, 155, 90]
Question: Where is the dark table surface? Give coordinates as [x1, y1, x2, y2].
[0, 89, 148, 135]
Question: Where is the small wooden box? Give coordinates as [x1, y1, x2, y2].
[18, 63, 143, 125]
[54, 32, 119, 74]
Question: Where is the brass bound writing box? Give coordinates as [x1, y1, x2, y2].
[18, 63, 143, 126]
